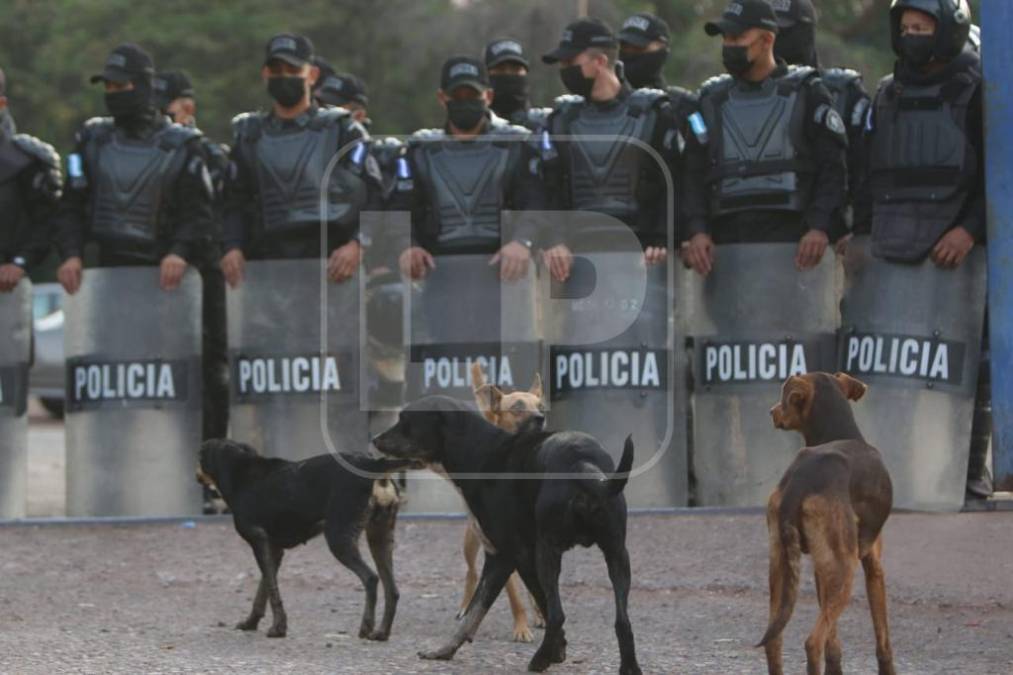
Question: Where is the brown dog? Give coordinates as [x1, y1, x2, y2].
[760, 372, 895, 675]
[458, 362, 546, 642]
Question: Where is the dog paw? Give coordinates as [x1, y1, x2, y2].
[512, 625, 534, 643]
[357, 623, 376, 639]
[266, 624, 287, 638]
[619, 664, 643, 675]
[455, 608, 467, 620]
[366, 630, 390, 642]
[418, 646, 456, 661]
[235, 617, 260, 631]
[532, 615, 546, 629]
[527, 652, 552, 672]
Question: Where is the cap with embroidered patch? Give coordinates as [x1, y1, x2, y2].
[704, 0, 780, 37]
[90, 43, 155, 84]
[771, 0, 817, 28]
[440, 56, 489, 93]
[542, 17, 617, 64]
[617, 13, 670, 47]
[484, 38, 530, 69]
[263, 33, 314, 67]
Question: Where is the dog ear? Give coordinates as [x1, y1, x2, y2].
[528, 373, 543, 398]
[474, 384, 503, 413]
[834, 372, 867, 401]
[788, 387, 808, 410]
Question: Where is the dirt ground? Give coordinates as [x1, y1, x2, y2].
[1, 511, 1011, 674]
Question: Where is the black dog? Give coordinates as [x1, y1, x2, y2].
[197, 439, 416, 640]
[372, 396, 640, 675]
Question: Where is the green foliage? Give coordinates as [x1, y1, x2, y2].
[0, 0, 958, 156]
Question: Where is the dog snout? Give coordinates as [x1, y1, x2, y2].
[770, 404, 784, 429]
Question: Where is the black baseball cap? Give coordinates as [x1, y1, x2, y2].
[154, 71, 195, 108]
[771, 0, 817, 27]
[617, 13, 671, 47]
[704, 0, 780, 37]
[484, 38, 530, 69]
[264, 32, 314, 67]
[542, 17, 617, 64]
[90, 43, 155, 84]
[317, 72, 369, 107]
[440, 56, 489, 93]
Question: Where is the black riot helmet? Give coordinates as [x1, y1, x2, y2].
[889, 0, 972, 63]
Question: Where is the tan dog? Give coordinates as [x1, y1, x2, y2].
[760, 372, 894, 675]
[459, 361, 546, 642]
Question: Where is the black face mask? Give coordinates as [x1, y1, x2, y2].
[447, 99, 487, 131]
[773, 24, 819, 68]
[105, 88, 150, 122]
[722, 44, 754, 78]
[560, 64, 595, 98]
[267, 76, 306, 108]
[620, 49, 669, 89]
[901, 34, 936, 68]
[489, 74, 529, 117]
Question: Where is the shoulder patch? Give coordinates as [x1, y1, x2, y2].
[816, 103, 847, 138]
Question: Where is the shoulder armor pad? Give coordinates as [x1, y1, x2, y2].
[410, 128, 445, 144]
[489, 118, 530, 137]
[78, 116, 113, 143]
[665, 85, 698, 104]
[12, 134, 60, 169]
[315, 106, 352, 125]
[629, 87, 667, 103]
[553, 94, 584, 109]
[784, 65, 818, 83]
[823, 67, 861, 81]
[231, 111, 263, 138]
[374, 136, 404, 150]
[162, 122, 202, 147]
[699, 73, 733, 96]
[528, 107, 552, 122]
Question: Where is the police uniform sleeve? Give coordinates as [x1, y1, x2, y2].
[167, 138, 216, 262]
[52, 130, 91, 261]
[681, 119, 711, 241]
[223, 116, 258, 254]
[506, 140, 548, 248]
[803, 79, 848, 238]
[843, 81, 871, 207]
[337, 119, 383, 250]
[957, 85, 986, 242]
[13, 139, 62, 269]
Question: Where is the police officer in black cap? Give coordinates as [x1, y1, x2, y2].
[682, 0, 847, 276]
[153, 69, 230, 445]
[312, 58, 370, 127]
[771, 0, 871, 239]
[0, 67, 62, 292]
[393, 56, 547, 282]
[54, 44, 214, 295]
[483, 38, 551, 132]
[542, 17, 698, 271]
[222, 33, 379, 287]
[855, 0, 989, 497]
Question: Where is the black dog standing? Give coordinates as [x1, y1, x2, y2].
[197, 439, 415, 640]
[373, 396, 641, 675]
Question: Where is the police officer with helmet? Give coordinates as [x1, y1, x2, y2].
[54, 44, 215, 295]
[393, 56, 546, 281]
[771, 0, 871, 237]
[0, 67, 62, 293]
[682, 0, 847, 276]
[542, 17, 698, 270]
[483, 38, 551, 133]
[222, 33, 379, 287]
[855, 0, 990, 498]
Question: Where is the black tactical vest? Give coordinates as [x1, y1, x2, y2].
[236, 108, 368, 235]
[411, 123, 526, 251]
[551, 90, 665, 222]
[0, 136, 31, 252]
[867, 67, 980, 260]
[699, 67, 815, 217]
[84, 118, 196, 243]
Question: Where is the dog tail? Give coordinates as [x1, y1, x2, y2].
[756, 515, 802, 648]
[574, 436, 635, 499]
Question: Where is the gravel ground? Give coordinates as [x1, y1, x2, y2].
[1, 511, 1012, 674]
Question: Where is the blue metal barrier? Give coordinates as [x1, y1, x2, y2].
[982, 1, 1013, 491]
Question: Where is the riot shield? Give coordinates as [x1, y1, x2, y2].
[544, 252, 686, 508]
[679, 244, 839, 507]
[402, 253, 541, 513]
[64, 268, 202, 516]
[839, 236, 987, 511]
[227, 259, 368, 462]
[0, 281, 31, 518]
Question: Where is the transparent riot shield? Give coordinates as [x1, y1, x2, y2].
[0, 281, 31, 518]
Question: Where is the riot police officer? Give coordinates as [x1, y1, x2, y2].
[617, 12, 702, 136]
[54, 44, 214, 294]
[542, 18, 698, 270]
[682, 0, 847, 276]
[153, 69, 229, 448]
[772, 0, 871, 236]
[393, 56, 546, 282]
[856, 0, 989, 497]
[483, 38, 550, 132]
[221, 34, 379, 287]
[312, 58, 370, 127]
[0, 67, 62, 292]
